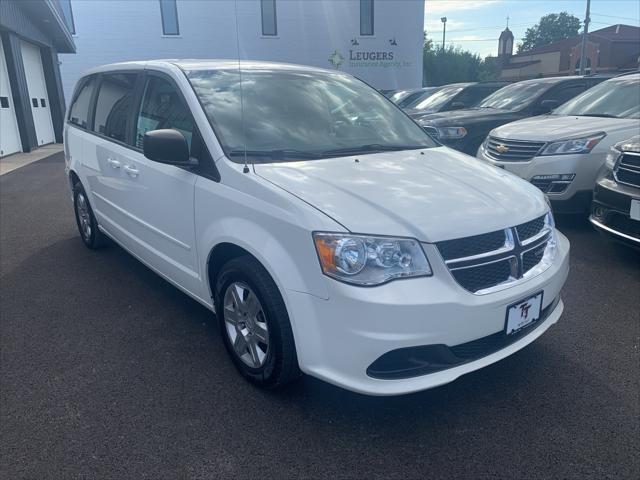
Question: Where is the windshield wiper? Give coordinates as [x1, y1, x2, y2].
[577, 113, 618, 118]
[228, 149, 321, 161]
[321, 144, 428, 157]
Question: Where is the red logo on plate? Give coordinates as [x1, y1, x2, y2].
[520, 302, 532, 319]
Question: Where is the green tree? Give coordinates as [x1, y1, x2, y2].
[423, 45, 483, 86]
[478, 56, 500, 82]
[422, 32, 501, 85]
[517, 12, 581, 53]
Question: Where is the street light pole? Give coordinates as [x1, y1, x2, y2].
[441, 17, 447, 51]
[579, 0, 591, 75]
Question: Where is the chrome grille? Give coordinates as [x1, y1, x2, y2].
[436, 214, 554, 294]
[614, 152, 640, 188]
[485, 136, 546, 162]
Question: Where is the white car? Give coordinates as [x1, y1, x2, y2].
[64, 60, 569, 396]
[477, 73, 640, 214]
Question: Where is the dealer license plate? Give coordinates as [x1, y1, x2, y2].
[505, 292, 543, 335]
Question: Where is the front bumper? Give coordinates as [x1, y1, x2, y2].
[286, 232, 570, 396]
[590, 176, 640, 246]
[477, 147, 607, 212]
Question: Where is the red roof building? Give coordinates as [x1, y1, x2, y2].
[495, 24, 640, 80]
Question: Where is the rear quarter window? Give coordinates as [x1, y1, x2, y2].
[68, 77, 96, 129]
[92, 73, 138, 143]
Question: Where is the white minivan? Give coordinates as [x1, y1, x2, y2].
[65, 60, 569, 396]
[477, 72, 640, 214]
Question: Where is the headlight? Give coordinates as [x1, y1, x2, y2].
[539, 132, 606, 156]
[604, 147, 620, 170]
[606, 136, 640, 169]
[541, 199, 558, 263]
[436, 126, 467, 139]
[313, 233, 432, 286]
[614, 136, 640, 153]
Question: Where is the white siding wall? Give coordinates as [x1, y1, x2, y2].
[60, 0, 424, 99]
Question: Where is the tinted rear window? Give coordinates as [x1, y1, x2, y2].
[93, 73, 137, 142]
[69, 77, 96, 129]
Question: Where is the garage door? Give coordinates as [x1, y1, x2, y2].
[0, 38, 22, 157]
[21, 40, 55, 146]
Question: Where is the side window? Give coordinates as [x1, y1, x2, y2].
[544, 84, 586, 106]
[93, 73, 137, 142]
[451, 87, 495, 108]
[135, 76, 194, 151]
[68, 77, 96, 128]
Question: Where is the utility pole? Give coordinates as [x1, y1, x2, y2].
[441, 17, 447, 51]
[579, 0, 591, 75]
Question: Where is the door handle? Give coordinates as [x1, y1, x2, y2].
[123, 165, 139, 177]
[107, 158, 121, 169]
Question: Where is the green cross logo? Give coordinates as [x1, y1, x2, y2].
[328, 49, 344, 69]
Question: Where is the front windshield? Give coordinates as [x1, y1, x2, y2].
[553, 77, 640, 119]
[477, 80, 552, 111]
[399, 88, 438, 109]
[412, 85, 464, 112]
[389, 90, 412, 103]
[187, 68, 436, 163]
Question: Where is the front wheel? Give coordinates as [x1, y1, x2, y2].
[215, 256, 301, 389]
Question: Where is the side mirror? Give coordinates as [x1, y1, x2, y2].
[537, 100, 560, 114]
[450, 101, 466, 110]
[143, 129, 197, 167]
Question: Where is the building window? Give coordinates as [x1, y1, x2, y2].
[261, 0, 277, 36]
[360, 0, 374, 36]
[59, 0, 76, 35]
[159, 0, 180, 35]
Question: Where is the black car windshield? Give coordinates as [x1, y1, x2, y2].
[411, 85, 465, 112]
[186, 68, 436, 163]
[552, 77, 640, 119]
[477, 80, 553, 111]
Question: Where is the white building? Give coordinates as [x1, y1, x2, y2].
[59, 0, 425, 101]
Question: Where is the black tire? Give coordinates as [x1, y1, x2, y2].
[73, 181, 107, 249]
[214, 256, 301, 389]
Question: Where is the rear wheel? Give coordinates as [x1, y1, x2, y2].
[215, 256, 301, 389]
[73, 181, 107, 249]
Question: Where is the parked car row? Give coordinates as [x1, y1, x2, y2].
[389, 72, 639, 244]
[477, 73, 640, 216]
[589, 136, 640, 247]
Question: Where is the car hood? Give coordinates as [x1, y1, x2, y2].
[491, 115, 640, 141]
[416, 108, 517, 126]
[405, 107, 439, 118]
[254, 147, 547, 243]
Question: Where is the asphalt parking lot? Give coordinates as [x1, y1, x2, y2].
[1, 151, 639, 479]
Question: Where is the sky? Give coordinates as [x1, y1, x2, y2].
[424, 0, 640, 57]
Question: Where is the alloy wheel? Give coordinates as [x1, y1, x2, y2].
[76, 192, 92, 240]
[223, 282, 270, 368]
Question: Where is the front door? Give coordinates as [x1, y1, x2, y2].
[118, 74, 201, 296]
